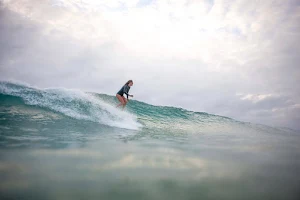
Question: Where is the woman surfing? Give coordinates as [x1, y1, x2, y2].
[116, 80, 133, 109]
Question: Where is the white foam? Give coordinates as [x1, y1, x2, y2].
[79, 92, 142, 130]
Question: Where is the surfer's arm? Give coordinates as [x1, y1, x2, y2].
[123, 85, 130, 99]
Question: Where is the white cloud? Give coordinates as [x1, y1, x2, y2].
[238, 93, 275, 103]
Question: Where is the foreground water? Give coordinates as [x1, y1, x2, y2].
[0, 81, 300, 200]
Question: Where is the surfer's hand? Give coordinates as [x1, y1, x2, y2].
[130, 95, 134, 97]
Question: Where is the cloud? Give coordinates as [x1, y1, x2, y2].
[0, 0, 300, 130]
[238, 93, 280, 104]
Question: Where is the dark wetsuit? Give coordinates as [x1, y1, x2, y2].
[117, 85, 130, 99]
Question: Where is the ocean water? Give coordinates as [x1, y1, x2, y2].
[0, 81, 300, 200]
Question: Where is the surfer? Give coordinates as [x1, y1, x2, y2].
[116, 80, 133, 109]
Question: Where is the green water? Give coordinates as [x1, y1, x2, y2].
[0, 81, 300, 200]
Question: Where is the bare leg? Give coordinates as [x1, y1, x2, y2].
[116, 94, 125, 108]
[121, 97, 127, 109]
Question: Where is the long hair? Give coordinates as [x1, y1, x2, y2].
[125, 80, 133, 85]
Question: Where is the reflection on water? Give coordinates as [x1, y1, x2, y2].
[1, 139, 300, 200]
[1, 97, 300, 199]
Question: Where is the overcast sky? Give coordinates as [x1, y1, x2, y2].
[0, 0, 299, 130]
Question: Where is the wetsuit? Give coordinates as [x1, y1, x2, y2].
[117, 85, 130, 99]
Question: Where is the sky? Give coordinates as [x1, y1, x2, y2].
[0, 0, 300, 130]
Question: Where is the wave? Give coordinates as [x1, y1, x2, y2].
[0, 81, 141, 130]
[1, 81, 298, 135]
